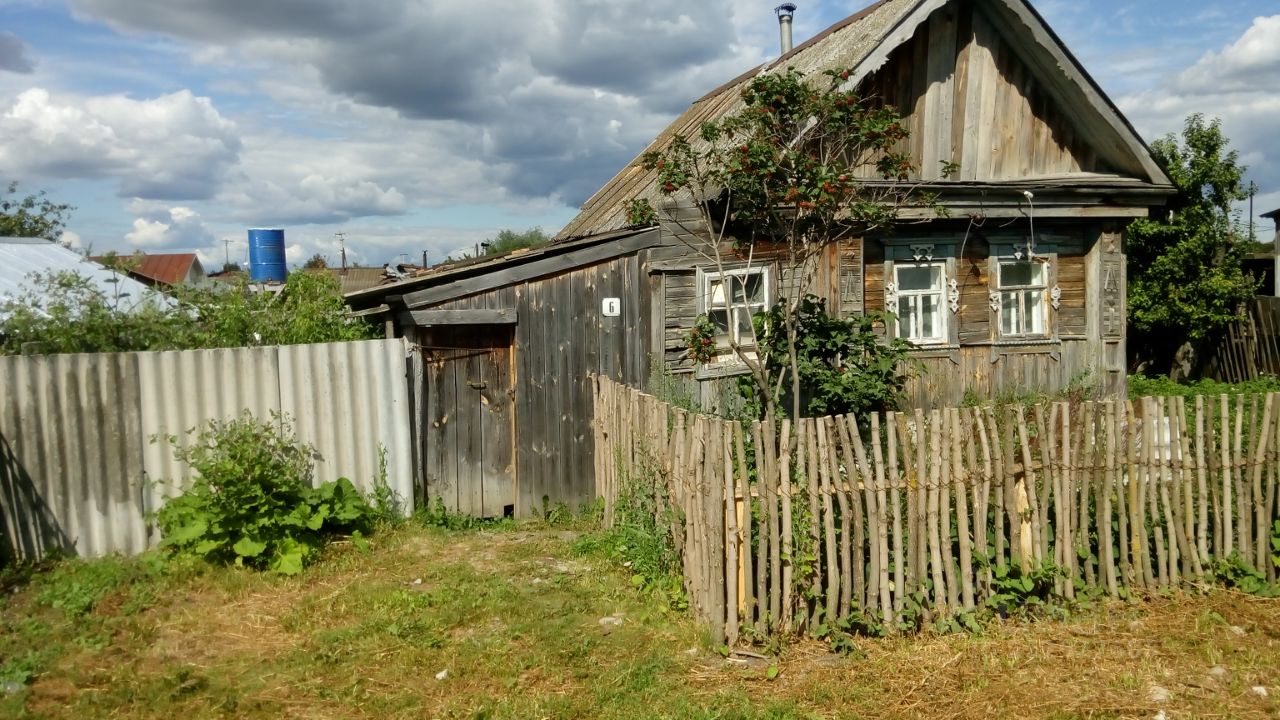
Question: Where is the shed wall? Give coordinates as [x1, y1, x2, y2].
[418, 253, 650, 516]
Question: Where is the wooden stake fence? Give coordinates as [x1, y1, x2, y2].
[592, 376, 1280, 642]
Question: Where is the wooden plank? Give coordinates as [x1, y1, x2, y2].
[887, 413, 906, 612]
[515, 283, 543, 517]
[870, 413, 893, 626]
[779, 419, 795, 633]
[922, 1, 958, 179]
[404, 308, 517, 326]
[951, 407, 975, 611]
[816, 418, 840, 628]
[734, 422, 754, 629]
[480, 336, 515, 517]
[427, 349, 460, 512]
[835, 414, 868, 613]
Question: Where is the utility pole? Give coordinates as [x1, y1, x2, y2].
[335, 231, 348, 272]
[223, 238, 232, 269]
[1248, 181, 1259, 242]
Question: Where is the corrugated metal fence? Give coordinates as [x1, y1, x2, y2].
[0, 339, 414, 561]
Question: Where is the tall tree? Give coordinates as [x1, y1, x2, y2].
[0, 181, 73, 239]
[638, 67, 936, 425]
[1127, 114, 1259, 378]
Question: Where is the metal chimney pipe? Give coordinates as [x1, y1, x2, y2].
[775, 3, 797, 54]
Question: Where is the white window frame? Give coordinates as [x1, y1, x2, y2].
[994, 256, 1052, 339]
[887, 260, 953, 346]
[696, 265, 771, 364]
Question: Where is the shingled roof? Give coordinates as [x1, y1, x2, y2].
[556, 0, 1169, 241]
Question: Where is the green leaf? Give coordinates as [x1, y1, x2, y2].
[1020, 577, 1035, 593]
[165, 519, 208, 545]
[766, 665, 780, 680]
[232, 536, 267, 558]
[270, 548, 305, 575]
[351, 530, 370, 553]
[307, 504, 330, 531]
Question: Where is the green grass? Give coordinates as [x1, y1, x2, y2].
[1128, 374, 1280, 399]
[2, 523, 1278, 719]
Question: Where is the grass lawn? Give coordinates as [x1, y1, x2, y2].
[2, 523, 1278, 719]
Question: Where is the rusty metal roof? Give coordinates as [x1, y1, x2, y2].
[555, 0, 915, 241]
[90, 253, 202, 286]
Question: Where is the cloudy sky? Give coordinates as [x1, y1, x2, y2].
[1, 0, 1277, 270]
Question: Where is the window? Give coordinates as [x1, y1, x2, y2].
[699, 267, 769, 358]
[892, 262, 947, 344]
[997, 259, 1048, 337]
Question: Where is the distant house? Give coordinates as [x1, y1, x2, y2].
[89, 252, 206, 288]
[1, 237, 159, 317]
[347, 0, 1174, 517]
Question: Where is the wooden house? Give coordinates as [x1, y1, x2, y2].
[347, 0, 1172, 516]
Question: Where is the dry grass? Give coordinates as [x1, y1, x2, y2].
[2, 525, 1278, 719]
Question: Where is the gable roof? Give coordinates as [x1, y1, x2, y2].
[557, 0, 1171, 241]
[0, 237, 163, 317]
[89, 252, 202, 286]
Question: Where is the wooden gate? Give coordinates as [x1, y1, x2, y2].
[421, 326, 515, 517]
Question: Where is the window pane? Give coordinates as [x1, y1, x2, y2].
[742, 273, 765, 303]
[1001, 261, 1045, 287]
[709, 309, 730, 337]
[1001, 292, 1018, 334]
[921, 294, 938, 338]
[897, 265, 940, 291]
[1025, 291, 1044, 334]
[708, 279, 726, 307]
[735, 308, 755, 341]
[897, 297, 916, 339]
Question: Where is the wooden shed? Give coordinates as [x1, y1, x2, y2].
[349, 0, 1174, 514]
[346, 230, 660, 517]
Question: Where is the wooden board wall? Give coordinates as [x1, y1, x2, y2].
[857, 0, 1110, 181]
[906, 339, 1098, 409]
[420, 252, 649, 516]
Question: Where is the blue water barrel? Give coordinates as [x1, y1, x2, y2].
[247, 228, 287, 283]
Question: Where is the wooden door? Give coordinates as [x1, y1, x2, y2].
[421, 326, 515, 517]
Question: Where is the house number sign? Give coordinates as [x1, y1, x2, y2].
[602, 298, 621, 317]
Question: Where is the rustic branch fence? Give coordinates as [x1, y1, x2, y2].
[593, 375, 1280, 645]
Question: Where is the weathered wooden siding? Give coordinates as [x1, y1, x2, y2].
[418, 253, 649, 516]
[905, 340, 1101, 408]
[858, 0, 1110, 181]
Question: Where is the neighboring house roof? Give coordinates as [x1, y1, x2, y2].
[328, 267, 387, 295]
[0, 237, 162, 317]
[1263, 208, 1279, 220]
[557, 0, 1172, 241]
[89, 252, 203, 286]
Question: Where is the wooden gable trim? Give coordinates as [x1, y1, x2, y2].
[837, 0, 1171, 188]
[401, 229, 661, 309]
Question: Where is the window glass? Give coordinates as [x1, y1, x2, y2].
[893, 261, 946, 344]
[997, 258, 1049, 337]
[701, 267, 770, 360]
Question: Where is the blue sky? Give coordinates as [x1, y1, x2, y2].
[1, 0, 1277, 269]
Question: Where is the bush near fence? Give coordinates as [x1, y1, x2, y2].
[593, 376, 1280, 646]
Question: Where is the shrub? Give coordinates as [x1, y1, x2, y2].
[155, 411, 375, 575]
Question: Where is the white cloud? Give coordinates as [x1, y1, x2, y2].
[1175, 15, 1280, 93]
[1115, 13, 1280, 226]
[124, 206, 216, 248]
[0, 88, 241, 200]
